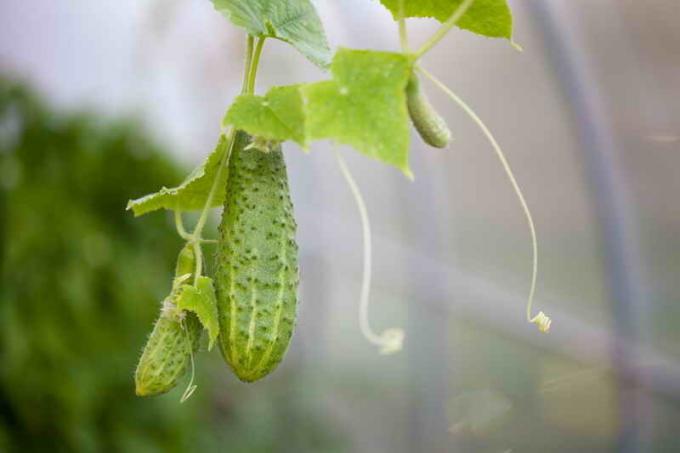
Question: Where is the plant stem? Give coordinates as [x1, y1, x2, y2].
[415, 0, 475, 59]
[187, 34, 265, 284]
[193, 35, 263, 240]
[398, 0, 409, 52]
[174, 210, 191, 240]
[241, 36, 255, 94]
[247, 37, 266, 94]
[191, 135, 233, 246]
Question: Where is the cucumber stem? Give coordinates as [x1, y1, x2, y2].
[188, 35, 266, 285]
[247, 37, 266, 94]
[174, 210, 191, 240]
[398, 0, 409, 52]
[241, 36, 254, 94]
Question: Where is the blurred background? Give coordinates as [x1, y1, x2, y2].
[1, 0, 679, 451]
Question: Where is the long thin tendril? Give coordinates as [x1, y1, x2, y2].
[179, 319, 197, 403]
[335, 149, 404, 353]
[417, 66, 551, 333]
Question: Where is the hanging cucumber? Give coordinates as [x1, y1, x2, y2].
[134, 313, 201, 396]
[215, 132, 299, 383]
[135, 244, 202, 396]
[406, 72, 452, 149]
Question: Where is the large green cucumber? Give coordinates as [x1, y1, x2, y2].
[215, 132, 299, 383]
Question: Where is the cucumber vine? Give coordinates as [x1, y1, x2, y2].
[129, 0, 551, 401]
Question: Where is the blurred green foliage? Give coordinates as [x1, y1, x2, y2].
[0, 77, 200, 451]
[0, 78, 344, 452]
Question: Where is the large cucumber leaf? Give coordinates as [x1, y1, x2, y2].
[379, 0, 513, 40]
[302, 48, 413, 177]
[127, 134, 239, 217]
[127, 135, 229, 216]
[210, 0, 332, 68]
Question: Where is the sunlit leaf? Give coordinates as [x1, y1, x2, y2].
[210, 0, 332, 68]
[176, 277, 220, 350]
[302, 48, 413, 176]
[127, 134, 244, 217]
[379, 0, 513, 40]
[224, 85, 307, 149]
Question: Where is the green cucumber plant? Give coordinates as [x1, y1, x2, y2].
[128, 0, 551, 400]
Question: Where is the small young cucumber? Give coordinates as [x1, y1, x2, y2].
[134, 312, 201, 396]
[406, 73, 452, 149]
[135, 245, 201, 396]
[215, 132, 299, 383]
[175, 242, 196, 279]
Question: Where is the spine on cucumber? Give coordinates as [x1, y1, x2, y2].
[135, 245, 202, 397]
[406, 73, 452, 149]
[215, 132, 299, 383]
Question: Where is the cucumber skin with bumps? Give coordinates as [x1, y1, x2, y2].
[406, 73, 452, 149]
[134, 313, 201, 396]
[134, 245, 201, 397]
[215, 132, 299, 383]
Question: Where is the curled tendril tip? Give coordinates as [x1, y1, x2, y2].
[378, 328, 405, 355]
[530, 311, 552, 333]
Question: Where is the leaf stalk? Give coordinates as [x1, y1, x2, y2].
[415, 0, 475, 59]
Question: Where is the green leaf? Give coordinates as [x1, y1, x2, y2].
[379, 0, 513, 40]
[210, 0, 332, 68]
[302, 48, 413, 177]
[224, 85, 307, 149]
[176, 276, 220, 350]
[126, 134, 229, 217]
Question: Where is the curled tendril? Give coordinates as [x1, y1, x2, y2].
[335, 149, 404, 355]
[530, 311, 552, 333]
[378, 328, 405, 355]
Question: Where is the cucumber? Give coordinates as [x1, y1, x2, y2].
[406, 73, 452, 149]
[215, 132, 299, 383]
[135, 245, 202, 396]
[175, 242, 196, 278]
[134, 312, 201, 396]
